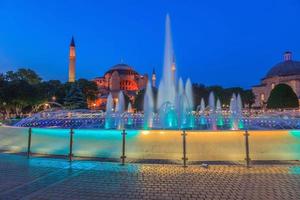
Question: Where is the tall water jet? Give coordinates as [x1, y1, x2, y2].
[230, 93, 238, 130]
[236, 93, 244, 129]
[208, 92, 215, 112]
[185, 78, 194, 110]
[126, 102, 133, 126]
[105, 93, 114, 129]
[183, 79, 195, 129]
[116, 91, 125, 129]
[176, 77, 184, 112]
[216, 98, 224, 127]
[143, 82, 154, 129]
[177, 78, 185, 128]
[237, 94, 242, 112]
[178, 78, 184, 97]
[157, 14, 176, 109]
[199, 98, 207, 126]
[208, 91, 217, 130]
[200, 98, 205, 113]
[116, 91, 125, 113]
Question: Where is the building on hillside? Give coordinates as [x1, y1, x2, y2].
[252, 51, 300, 108]
[90, 63, 149, 110]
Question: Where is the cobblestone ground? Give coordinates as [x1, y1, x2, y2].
[0, 154, 300, 200]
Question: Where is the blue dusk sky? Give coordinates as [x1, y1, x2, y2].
[0, 0, 300, 88]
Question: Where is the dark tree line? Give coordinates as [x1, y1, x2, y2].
[193, 84, 255, 108]
[0, 69, 98, 118]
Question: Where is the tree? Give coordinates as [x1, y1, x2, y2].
[64, 83, 87, 109]
[5, 68, 42, 84]
[267, 84, 299, 109]
[193, 83, 208, 109]
[77, 79, 98, 101]
[242, 90, 255, 108]
[1, 80, 39, 116]
[134, 89, 145, 111]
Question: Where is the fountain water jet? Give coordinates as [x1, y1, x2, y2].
[116, 91, 125, 129]
[208, 92, 217, 130]
[216, 99, 224, 127]
[229, 93, 243, 130]
[105, 93, 114, 129]
[143, 82, 154, 129]
[157, 14, 176, 110]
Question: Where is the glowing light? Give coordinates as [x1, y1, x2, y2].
[141, 130, 150, 135]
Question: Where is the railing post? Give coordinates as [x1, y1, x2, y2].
[120, 129, 127, 165]
[182, 130, 188, 167]
[27, 128, 32, 158]
[69, 128, 74, 162]
[244, 129, 251, 168]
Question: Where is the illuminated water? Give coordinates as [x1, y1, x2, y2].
[1, 126, 300, 161]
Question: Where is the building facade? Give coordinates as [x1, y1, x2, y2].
[252, 52, 300, 107]
[90, 64, 149, 109]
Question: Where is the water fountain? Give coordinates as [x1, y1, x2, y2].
[198, 98, 207, 127]
[116, 91, 125, 129]
[143, 82, 154, 129]
[13, 14, 299, 131]
[208, 92, 217, 130]
[229, 93, 244, 130]
[216, 98, 224, 128]
[105, 93, 114, 129]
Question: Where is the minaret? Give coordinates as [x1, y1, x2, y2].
[152, 68, 156, 87]
[68, 37, 76, 82]
[171, 56, 176, 81]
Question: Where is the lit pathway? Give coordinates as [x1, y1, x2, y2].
[0, 154, 300, 200]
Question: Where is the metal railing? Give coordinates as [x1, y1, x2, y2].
[25, 127, 254, 168]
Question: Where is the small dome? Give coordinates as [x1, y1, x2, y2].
[265, 52, 300, 78]
[105, 64, 138, 76]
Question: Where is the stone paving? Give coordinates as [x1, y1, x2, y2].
[0, 154, 300, 200]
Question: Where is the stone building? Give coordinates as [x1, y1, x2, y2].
[252, 52, 300, 107]
[90, 63, 149, 109]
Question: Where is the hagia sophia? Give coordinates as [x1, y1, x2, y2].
[252, 51, 300, 108]
[92, 64, 150, 109]
[68, 37, 158, 109]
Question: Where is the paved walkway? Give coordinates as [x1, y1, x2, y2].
[0, 154, 300, 200]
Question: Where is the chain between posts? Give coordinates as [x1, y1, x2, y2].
[69, 128, 74, 162]
[244, 129, 251, 168]
[121, 129, 127, 165]
[182, 130, 188, 167]
[27, 128, 32, 158]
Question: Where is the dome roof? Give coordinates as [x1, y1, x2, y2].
[265, 60, 300, 79]
[104, 64, 139, 76]
[265, 52, 300, 79]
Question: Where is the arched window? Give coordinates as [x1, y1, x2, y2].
[271, 83, 275, 89]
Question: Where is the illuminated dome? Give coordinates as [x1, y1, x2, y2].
[265, 52, 300, 79]
[105, 64, 139, 76]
